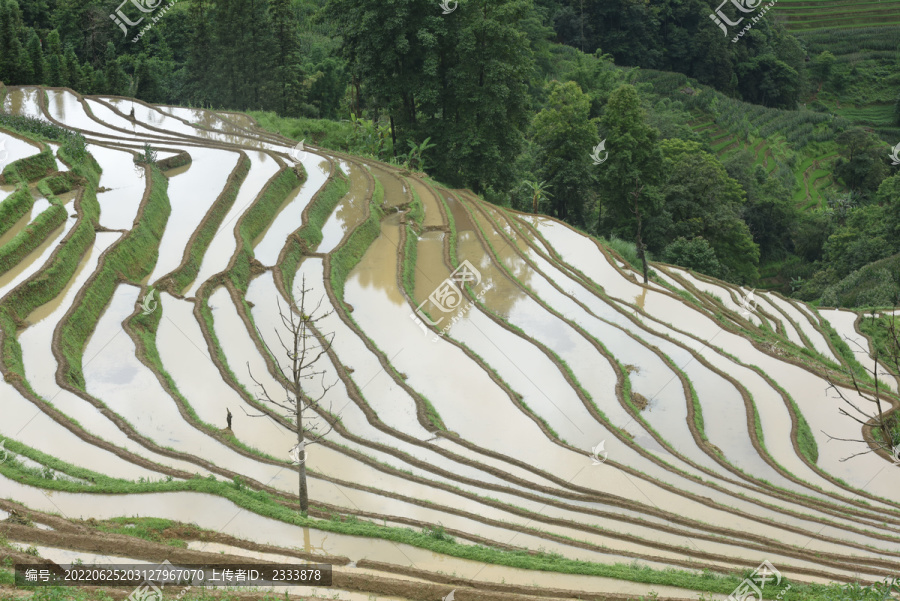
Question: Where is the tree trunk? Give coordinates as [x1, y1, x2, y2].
[633, 190, 649, 284]
[390, 114, 397, 158]
[298, 461, 309, 513]
[297, 395, 308, 513]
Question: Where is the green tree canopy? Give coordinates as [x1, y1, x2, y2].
[834, 128, 890, 197]
[662, 236, 724, 279]
[531, 80, 597, 224]
[596, 84, 664, 282]
[652, 139, 759, 283]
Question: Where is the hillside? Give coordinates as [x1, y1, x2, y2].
[1, 86, 899, 601]
[773, 0, 900, 30]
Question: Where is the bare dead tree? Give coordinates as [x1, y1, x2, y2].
[246, 275, 337, 514]
[824, 307, 900, 463]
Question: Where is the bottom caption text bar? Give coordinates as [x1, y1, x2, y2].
[15, 563, 333, 587]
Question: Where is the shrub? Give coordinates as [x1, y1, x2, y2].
[662, 236, 724, 279]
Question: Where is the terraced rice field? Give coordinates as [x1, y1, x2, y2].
[772, 0, 900, 30]
[1, 86, 899, 601]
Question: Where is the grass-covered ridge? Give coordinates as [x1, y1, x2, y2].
[57, 161, 169, 388]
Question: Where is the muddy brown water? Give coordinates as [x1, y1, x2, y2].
[0, 209, 34, 249]
[345, 216, 584, 461]
[315, 160, 370, 255]
[409, 178, 444, 228]
[0, 184, 33, 248]
[0, 183, 15, 202]
[444, 194, 476, 233]
[24, 232, 119, 325]
[368, 164, 408, 208]
[3, 87, 43, 118]
[342, 216, 814, 539]
[0, 219, 73, 296]
[149, 147, 241, 282]
[254, 153, 331, 263]
[457, 229, 530, 320]
[412, 230, 451, 308]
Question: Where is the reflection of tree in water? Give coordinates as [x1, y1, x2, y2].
[457, 233, 530, 320]
[4, 89, 41, 118]
[635, 287, 648, 310]
[302, 527, 330, 555]
[349, 215, 406, 305]
[332, 162, 369, 237]
[440, 195, 535, 320]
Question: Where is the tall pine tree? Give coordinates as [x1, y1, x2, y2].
[532, 80, 598, 224]
[270, 0, 304, 116]
[26, 28, 44, 84]
[45, 30, 65, 87]
[596, 84, 664, 283]
[0, 0, 29, 85]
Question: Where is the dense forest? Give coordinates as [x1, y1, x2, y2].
[1, 0, 899, 304]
